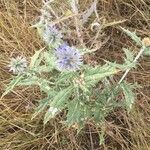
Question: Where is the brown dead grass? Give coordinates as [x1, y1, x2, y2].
[0, 0, 150, 149]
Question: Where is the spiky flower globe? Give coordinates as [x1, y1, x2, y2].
[42, 25, 62, 47]
[55, 43, 83, 71]
[8, 56, 27, 74]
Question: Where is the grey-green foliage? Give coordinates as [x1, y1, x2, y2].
[2, 27, 148, 129]
[105, 47, 136, 70]
[120, 27, 142, 46]
[120, 82, 136, 111]
[143, 47, 150, 56]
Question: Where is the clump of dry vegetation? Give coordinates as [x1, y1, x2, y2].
[0, 0, 150, 149]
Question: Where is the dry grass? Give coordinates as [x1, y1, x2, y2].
[0, 0, 150, 149]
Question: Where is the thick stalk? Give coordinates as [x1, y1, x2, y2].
[118, 46, 145, 84]
[107, 46, 145, 102]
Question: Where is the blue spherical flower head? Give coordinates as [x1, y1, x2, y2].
[55, 44, 83, 71]
[42, 25, 62, 47]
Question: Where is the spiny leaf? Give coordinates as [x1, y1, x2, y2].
[120, 82, 136, 111]
[44, 107, 59, 124]
[121, 27, 142, 46]
[18, 76, 38, 86]
[44, 86, 73, 124]
[93, 105, 105, 122]
[123, 48, 136, 68]
[1, 74, 23, 98]
[32, 65, 54, 73]
[66, 100, 91, 129]
[84, 64, 118, 86]
[143, 46, 150, 56]
[50, 86, 73, 108]
[18, 76, 54, 94]
[29, 48, 44, 69]
[105, 47, 136, 71]
[43, 52, 56, 70]
[66, 100, 82, 125]
[56, 71, 78, 84]
[105, 61, 127, 71]
[32, 98, 50, 119]
[123, 48, 134, 62]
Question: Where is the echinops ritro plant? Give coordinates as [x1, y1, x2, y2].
[3, 1, 150, 131]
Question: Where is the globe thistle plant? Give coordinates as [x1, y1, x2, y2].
[3, 1, 146, 132]
[8, 56, 27, 74]
[55, 43, 83, 71]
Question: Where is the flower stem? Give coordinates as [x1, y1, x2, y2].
[118, 46, 145, 84]
[107, 46, 145, 102]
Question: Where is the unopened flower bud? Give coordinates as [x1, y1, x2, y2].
[142, 37, 150, 47]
